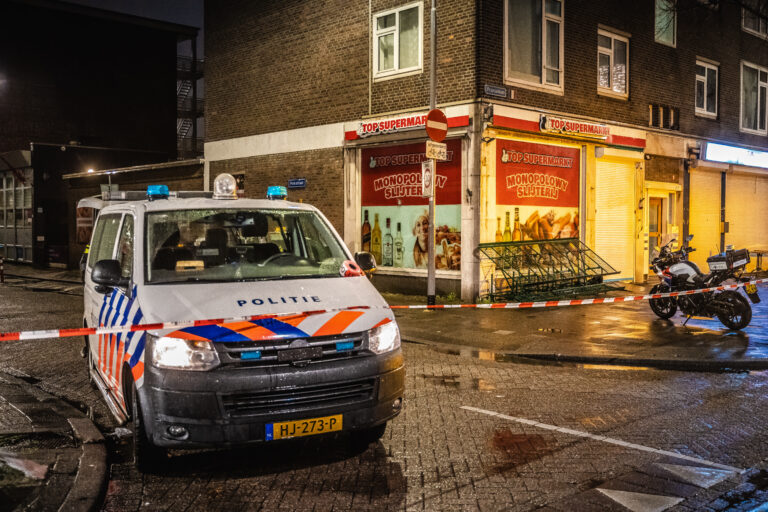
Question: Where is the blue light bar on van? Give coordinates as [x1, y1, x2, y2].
[703, 143, 768, 170]
[147, 185, 169, 200]
[267, 186, 287, 200]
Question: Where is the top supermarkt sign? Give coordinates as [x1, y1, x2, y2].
[539, 115, 609, 139]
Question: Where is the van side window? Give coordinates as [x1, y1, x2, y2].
[87, 214, 122, 270]
[116, 215, 134, 278]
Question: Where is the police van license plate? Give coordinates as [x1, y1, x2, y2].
[746, 283, 758, 295]
[266, 414, 342, 440]
[277, 346, 323, 362]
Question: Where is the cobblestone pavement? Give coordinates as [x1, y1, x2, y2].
[3, 286, 768, 510]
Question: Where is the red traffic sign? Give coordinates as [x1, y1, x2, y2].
[425, 109, 448, 142]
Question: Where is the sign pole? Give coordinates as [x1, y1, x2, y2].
[427, 0, 437, 306]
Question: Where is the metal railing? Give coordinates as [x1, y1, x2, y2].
[477, 238, 619, 301]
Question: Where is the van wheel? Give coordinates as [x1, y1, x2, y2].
[351, 422, 387, 447]
[129, 381, 166, 472]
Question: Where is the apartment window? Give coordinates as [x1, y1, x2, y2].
[743, 6, 768, 38]
[373, 3, 422, 79]
[504, 0, 563, 92]
[654, 0, 676, 46]
[741, 61, 768, 134]
[695, 60, 718, 117]
[597, 30, 629, 98]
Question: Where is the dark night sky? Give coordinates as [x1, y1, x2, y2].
[63, 0, 204, 55]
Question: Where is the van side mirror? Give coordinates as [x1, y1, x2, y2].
[354, 252, 377, 275]
[92, 259, 129, 293]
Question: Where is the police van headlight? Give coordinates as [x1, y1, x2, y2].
[367, 321, 401, 354]
[150, 335, 220, 371]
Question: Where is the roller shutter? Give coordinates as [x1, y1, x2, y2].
[688, 168, 721, 270]
[595, 159, 635, 279]
[725, 172, 768, 272]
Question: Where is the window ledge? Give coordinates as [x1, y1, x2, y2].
[694, 111, 718, 120]
[742, 27, 768, 40]
[654, 39, 677, 48]
[597, 89, 628, 100]
[373, 68, 423, 83]
[739, 127, 768, 136]
[503, 78, 563, 96]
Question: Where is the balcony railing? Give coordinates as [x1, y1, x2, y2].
[176, 55, 205, 75]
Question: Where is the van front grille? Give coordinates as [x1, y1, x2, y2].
[214, 333, 366, 367]
[221, 378, 376, 417]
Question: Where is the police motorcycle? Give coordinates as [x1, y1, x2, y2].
[648, 235, 760, 330]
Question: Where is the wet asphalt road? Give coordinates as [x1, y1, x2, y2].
[3, 285, 768, 509]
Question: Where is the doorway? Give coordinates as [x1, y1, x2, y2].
[648, 197, 663, 262]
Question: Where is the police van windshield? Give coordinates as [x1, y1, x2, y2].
[145, 209, 348, 284]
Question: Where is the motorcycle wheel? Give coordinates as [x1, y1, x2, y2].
[716, 290, 752, 330]
[649, 284, 677, 319]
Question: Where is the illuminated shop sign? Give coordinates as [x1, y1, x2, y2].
[539, 115, 609, 139]
[356, 113, 428, 138]
[703, 142, 768, 170]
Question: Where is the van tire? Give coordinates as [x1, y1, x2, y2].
[129, 381, 166, 472]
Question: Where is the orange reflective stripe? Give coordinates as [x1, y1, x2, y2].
[372, 318, 391, 329]
[223, 321, 275, 341]
[131, 361, 144, 382]
[171, 330, 211, 342]
[313, 311, 364, 337]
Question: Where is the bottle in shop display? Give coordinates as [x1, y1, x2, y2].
[512, 207, 523, 241]
[371, 213, 382, 264]
[361, 210, 371, 252]
[383, 218, 393, 266]
[502, 212, 512, 242]
[495, 217, 503, 242]
[394, 222, 404, 267]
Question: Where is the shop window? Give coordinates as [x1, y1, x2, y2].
[654, 0, 676, 46]
[695, 60, 718, 117]
[741, 61, 768, 135]
[742, 4, 768, 39]
[504, 0, 563, 93]
[597, 29, 629, 98]
[373, 2, 422, 80]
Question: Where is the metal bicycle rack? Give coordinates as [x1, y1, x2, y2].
[477, 238, 619, 301]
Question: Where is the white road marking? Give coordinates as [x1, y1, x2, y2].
[461, 406, 744, 473]
[596, 489, 682, 512]
[655, 463, 735, 488]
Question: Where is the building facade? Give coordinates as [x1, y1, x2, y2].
[0, 0, 199, 267]
[205, 0, 768, 300]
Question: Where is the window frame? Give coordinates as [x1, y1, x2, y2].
[87, 213, 123, 270]
[654, 0, 677, 47]
[596, 28, 630, 100]
[695, 59, 718, 118]
[503, 0, 565, 94]
[740, 60, 768, 135]
[372, 2, 424, 81]
[742, 6, 768, 39]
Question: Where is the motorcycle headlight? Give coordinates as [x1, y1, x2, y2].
[368, 321, 401, 354]
[150, 335, 220, 371]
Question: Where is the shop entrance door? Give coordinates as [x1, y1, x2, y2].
[648, 197, 663, 263]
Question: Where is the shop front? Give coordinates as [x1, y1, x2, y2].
[342, 105, 475, 297]
[481, 105, 647, 287]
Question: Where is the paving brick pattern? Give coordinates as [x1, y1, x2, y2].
[4, 286, 768, 509]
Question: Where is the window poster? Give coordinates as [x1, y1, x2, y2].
[491, 140, 580, 243]
[361, 139, 462, 271]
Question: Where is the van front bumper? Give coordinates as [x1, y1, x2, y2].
[138, 349, 404, 448]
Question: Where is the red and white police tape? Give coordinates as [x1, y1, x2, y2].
[0, 279, 765, 343]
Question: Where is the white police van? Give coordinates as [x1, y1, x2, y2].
[83, 174, 404, 470]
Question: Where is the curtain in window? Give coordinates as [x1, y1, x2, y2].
[743, 65, 758, 130]
[612, 39, 627, 94]
[706, 68, 716, 113]
[507, 0, 541, 82]
[399, 7, 419, 69]
[379, 33, 394, 72]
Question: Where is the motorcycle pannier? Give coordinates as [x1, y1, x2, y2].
[707, 249, 750, 271]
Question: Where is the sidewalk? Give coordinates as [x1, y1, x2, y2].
[0, 370, 106, 512]
[386, 280, 768, 371]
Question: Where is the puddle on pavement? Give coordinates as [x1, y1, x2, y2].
[426, 345, 566, 367]
[580, 364, 651, 371]
[719, 469, 768, 507]
[489, 428, 558, 474]
[421, 374, 496, 391]
[538, 327, 562, 333]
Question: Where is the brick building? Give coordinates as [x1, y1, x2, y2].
[0, 0, 202, 268]
[204, 0, 768, 300]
